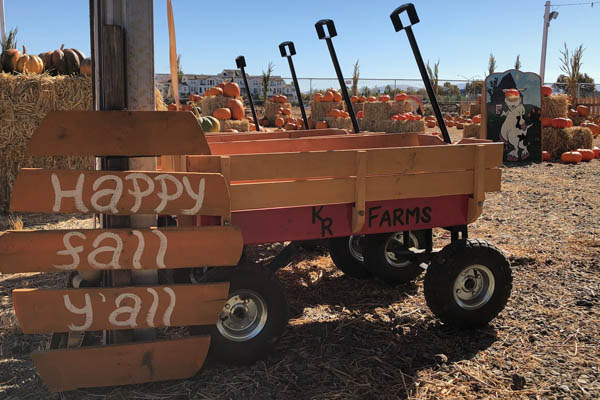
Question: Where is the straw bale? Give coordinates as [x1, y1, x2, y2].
[391, 101, 413, 115]
[325, 117, 352, 130]
[220, 119, 250, 132]
[351, 102, 365, 114]
[393, 119, 424, 133]
[155, 87, 168, 111]
[0, 73, 93, 212]
[200, 94, 233, 118]
[264, 101, 291, 124]
[542, 127, 572, 159]
[470, 104, 481, 117]
[567, 126, 593, 150]
[541, 94, 568, 118]
[359, 119, 374, 132]
[310, 100, 343, 121]
[463, 123, 481, 139]
[364, 102, 393, 121]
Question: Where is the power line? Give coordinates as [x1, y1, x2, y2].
[551, 2, 595, 6]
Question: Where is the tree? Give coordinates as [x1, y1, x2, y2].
[440, 81, 460, 100]
[465, 80, 484, 99]
[514, 55, 521, 70]
[384, 84, 392, 95]
[352, 59, 360, 97]
[359, 86, 371, 97]
[559, 43, 584, 103]
[262, 61, 274, 101]
[488, 53, 496, 76]
[553, 72, 595, 98]
[1, 27, 18, 52]
[426, 59, 439, 96]
[176, 54, 183, 83]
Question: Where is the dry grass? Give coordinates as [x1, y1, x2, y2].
[0, 133, 598, 399]
[541, 94, 568, 119]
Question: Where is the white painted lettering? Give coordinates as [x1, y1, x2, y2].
[152, 230, 168, 269]
[108, 293, 141, 327]
[154, 174, 183, 213]
[63, 293, 93, 331]
[125, 173, 155, 213]
[90, 175, 123, 214]
[87, 232, 123, 269]
[162, 287, 176, 326]
[132, 230, 144, 269]
[146, 288, 159, 328]
[181, 177, 205, 215]
[54, 231, 86, 270]
[52, 173, 89, 213]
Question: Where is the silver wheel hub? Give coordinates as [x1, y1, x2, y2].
[453, 264, 495, 310]
[217, 290, 267, 342]
[348, 236, 364, 262]
[384, 232, 419, 268]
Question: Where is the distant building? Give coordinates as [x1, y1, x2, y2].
[156, 69, 297, 103]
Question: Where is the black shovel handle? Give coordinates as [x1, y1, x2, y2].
[279, 41, 296, 57]
[390, 3, 420, 31]
[315, 19, 337, 39]
[235, 55, 246, 69]
[235, 55, 260, 132]
[279, 41, 309, 129]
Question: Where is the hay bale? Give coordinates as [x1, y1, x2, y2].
[391, 101, 412, 115]
[568, 126, 593, 150]
[325, 117, 352, 130]
[542, 127, 572, 159]
[463, 123, 481, 139]
[220, 119, 250, 132]
[541, 94, 568, 118]
[0, 73, 93, 213]
[364, 102, 393, 120]
[359, 119, 374, 132]
[265, 101, 291, 124]
[200, 94, 232, 118]
[155, 87, 167, 111]
[392, 119, 424, 133]
[469, 104, 481, 117]
[310, 100, 343, 121]
[351, 102, 365, 115]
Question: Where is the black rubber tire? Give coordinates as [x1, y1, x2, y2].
[328, 236, 371, 279]
[424, 239, 512, 328]
[362, 230, 429, 284]
[190, 264, 289, 365]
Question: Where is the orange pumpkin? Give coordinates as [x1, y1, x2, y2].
[249, 123, 257, 131]
[333, 92, 342, 102]
[314, 93, 323, 102]
[567, 119, 573, 127]
[16, 46, 44, 74]
[551, 118, 570, 129]
[582, 122, 600, 137]
[205, 87, 223, 96]
[357, 110, 364, 118]
[378, 95, 391, 102]
[327, 109, 342, 118]
[167, 103, 178, 111]
[394, 93, 407, 102]
[567, 108, 578, 118]
[1, 48, 22, 72]
[282, 108, 291, 116]
[216, 82, 226, 90]
[224, 129, 239, 133]
[367, 96, 377, 102]
[541, 86, 552, 97]
[472, 115, 481, 124]
[542, 151, 551, 161]
[577, 105, 590, 117]
[275, 117, 285, 127]
[227, 98, 245, 120]
[322, 91, 334, 102]
[350, 96, 358, 103]
[592, 146, 600, 158]
[577, 149, 595, 161]
[426, 121, 436, 128]
[277, 95, 288, 103]
[284, 122, 296, 130]
[213, 108, 232, 120]
[541, 116, 553, 127]
[561, 151, 582, 163]
[296, 118, 304, 128]
[316, 120, 328, 129]
[359, 96, 367, 103]
[223, 82, 241, 97]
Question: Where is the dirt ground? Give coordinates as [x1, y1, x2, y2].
[0, 131, 599, 399]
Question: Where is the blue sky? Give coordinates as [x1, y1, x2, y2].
[4, 0, 599, 84]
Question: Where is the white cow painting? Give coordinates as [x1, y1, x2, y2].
[500, 89, 532, 161]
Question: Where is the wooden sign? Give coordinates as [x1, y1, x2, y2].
[0, 226, 242, 273]
[10, 169, 230, 216]
[13, 283, 229, 333]
[483, 70, 542, 162]
[27, 111, 211, 156]
[33, 336, 210, 392]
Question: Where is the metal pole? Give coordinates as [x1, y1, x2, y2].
[236, 56, 260, 131]
[279, 41, 309, 129]
[0, 0, 6, 44]
[540, 1, 551, 83]
[315, 19, 360, 133]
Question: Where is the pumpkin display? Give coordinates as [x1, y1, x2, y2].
[197, 116, 220, 133]
[296, 118, 304, 128]
[223, 82, 240, 97]
[551, 118, 570, 129]
[50, 44, 66, 75]
[577, 105, 590, 117]
[472, 115, 481, 124]
[542, 151, 551, 161]
[1, 48, 22, 73]
[322, 91, 334, 102]
[367, 96, 377, 102]
[582, 122, 600, 137]
[216, 82, 226, 90]
[357, 110, 364, 119]
[327, 109, 342, 118]
[282, 108, 291, 116]
[567, 108, 578, 118]
[249, 123, 257, 131]
[359, 96, 367, 103]
[38, 51, 52, 72]
[378, 95, 391, 102]
[284, 122, 296, 130]
[316, 120, 328, 129]
[541, 86, 552, 97]
[205, 87, 223, 96]
[561, 151, 582, 163]
[426, 121, 436, 128]
[275, 117, 285, 127]
[63, 47, 82, 74]
[350, 95, 359, 103]
[213, 108, 232, 120]
[16, 46, 44, 74]
[576, 148, 595, 161]
[333, 92, 342, 102]
[314, 93, 323, 102]
[541, 116, 553, 127]
[227, 98, 244, 120]
[395, 93, 407, 102]
[79, 58, 92, 76]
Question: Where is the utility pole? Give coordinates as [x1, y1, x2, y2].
[540, 1, 559, 83]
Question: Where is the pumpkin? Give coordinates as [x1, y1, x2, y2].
[541, 85, 552, 97]
[316, 120, 328, 129]
[541, 116, 553, 127]
[275, 117, 285, 127]
[367, 96, 376, 102]
[249, 123, 257, 131]
[282, 108, 291, 116]
[213, 108, 231, 120]
[1, 48, 22, 73]
[350, 96, 359, 103]
[216, 82, 226, 89]
[551, 118, 570, 129]
[38, 51, 53, 72]
[16, 46, 44, 74]
[426, 121, 436, 128]
[223, 82, 240, 97]
[342, 111, 350, 118]
[314, 93, 323, 102]
[322, 92, 334, 102]
[227, 98, 244, 120]
[567, 108, 578, 118]
[78, 57, 92, 76]
[205, 87, 223, 96]
[197, 116, 220, 133]
[333, 92, 342, 102]
[567, 118, 573, 127]
[592, 146, 600, 158]
[50, 44, 67, 75]
[394, 93, 407, 102]
[542, 151, 551, 161]
[224, 129, 239, 133]
[284, 122, 296, 130]
[296, 118, 304, 128]
[379, 95, 391, 102]
[277, 95, 287, 103]
[63, 47, 83, 75]
[167, 103, 178, 111]
[472, 115, 481, 123]
[307, 118, 316, 129]
[561, 151, 582, 163]
[359, 96, 367, 103]
[357, 110, 364, 119]
[577, 148, 595, 161]
[582, 122, 600, 137]
[577, 105, 590, 117]
[327, 109, 342, 118]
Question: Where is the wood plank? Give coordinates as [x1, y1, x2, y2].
[208, 132, 420, 155]
[10, 169, 230, 216]
[13, 283, 228, 334]
[27, 111, 211, 156]
[33, 336, 210, 392]
[228, 169, 501, 211]
[352, 151, 367, 233]
[205, 128, 348, 143]
[0, 226, 242, 273]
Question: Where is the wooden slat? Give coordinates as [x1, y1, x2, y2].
[229, 169, 501, 211]
[187, 143, 502, 182]
[13, 283, 228, 333]
[205, 128, 348, 143]
[352, 151, 367, 233]
[33, 336, 210, 392]
[10, 169, 230, 216]
[208, 132, 420, 155]
[0, 226, 242, 273]
[27, 111, 211, 156]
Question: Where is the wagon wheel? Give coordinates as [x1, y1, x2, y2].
[424, 239, 512, 328]
[328, 235, 372, 279]
[190, 263, 289, 365]
[362, 230, 429, 284]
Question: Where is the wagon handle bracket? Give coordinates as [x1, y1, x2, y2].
[390, 3, 420, 32]
[278, 41, 296, 57]
[315, 19, 337, 39]
[279, 41, 309, 129]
